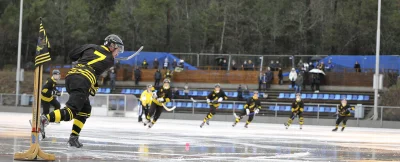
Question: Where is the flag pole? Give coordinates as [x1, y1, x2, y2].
[15, 0, 23, 106]
[14, 17, 55, 161]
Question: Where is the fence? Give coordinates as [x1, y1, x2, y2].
[1, 93, 399, 127]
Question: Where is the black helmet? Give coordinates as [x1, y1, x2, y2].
[52, 69, 60, 75]
[104, 34, 124, 53]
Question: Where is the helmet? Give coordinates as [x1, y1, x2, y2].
[163, 79, 170, 83]
[215, 83, 221, 88]
[52, 69, 60, 75]
[104, 34, 124, 53]
[147, 84, 153, 88]
[253, 91, 259, 94]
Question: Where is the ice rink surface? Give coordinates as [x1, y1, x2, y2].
[1, 112, 400, 162]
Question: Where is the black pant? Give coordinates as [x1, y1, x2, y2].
[138, 104, 149, 122]
[291, 81, 296, 89]
[147, 102, 164, 123]
[311, 82, 320, 91]
[336, 116, 348, 126]
[238, 109, 254, 122]
[65, 74, 92, 116]
[258, 82, 262, 91]
[154, 79, 160, 87]
[288, 112, 304, 125]
[135, 77, 140, 85]
[42, 98, 60, 115]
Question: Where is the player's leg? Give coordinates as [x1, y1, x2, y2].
[41, 100, 51, 115]
[341, 116, 348, 131]
[201, 105, 216, 127]
[50, 98, 61, 111]
[284, 112, 295, 129]
[232, 109, 246, 127]
[43, 75, 90, 138]
[68, 99, 91, 148]
[138, 103, 143, 122]
[244, 113, 254, 128]
[298, 113, 304, 129]
[333, 116, 344, 131]
[149, 105, 163, 128]
[145, 103, 157, 125]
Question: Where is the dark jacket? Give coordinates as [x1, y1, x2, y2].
[134, 69, 141, 78]
[266, 71, 273, 82]
[154, 71, 162, 80]
[172, 61, 178, 69]
[278, 70, 283, 79]
[295, 74, 303, 86]
[153, 60, 159, 69]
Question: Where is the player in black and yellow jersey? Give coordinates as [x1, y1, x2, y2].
[145, 79, 172, 128]
[200, 83, 228, 128]
[232, 91, 261, 128]
[41, 69, 61, 115]
[139, 84, 154, 123]
[40, 34, 124, 148]
[284, 93, 304, 129]
[332, 98, 355, 132]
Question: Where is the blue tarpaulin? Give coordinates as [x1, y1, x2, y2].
[117, 51, 198, 70]
[319, 55, 400, 72]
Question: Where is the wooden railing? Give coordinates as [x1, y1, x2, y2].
[50, 66, 391, 87]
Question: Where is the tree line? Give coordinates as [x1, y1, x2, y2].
[0, 0, 399, 67]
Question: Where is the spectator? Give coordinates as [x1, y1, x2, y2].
[109, 69, 116, 91]
[231, 60, 238, 70]
[164, 69, 173, 80]
[311, 73, 320, 93]
[269, 61, 276, 71]
[172, 59, 178, 69]
[289, 68, 297, 89]
[266, 67, 273, 90]
[309, 62, 315, 70]
[115, 60, 120, 72]
[153, 58, 159, 69]
[295, 73, 303, 93]
[183, 83, 189, 99]
[154, 69, 162, 87]
[325, 60, 334, 72]
[222, 59, 228, 70]
[173, 87, 180, 99]
[242, 61, 248, 70]
[134, 67, 141, 86]
[278, 68, 283, 85]
[163, 57, 169, 70]
[237, 84, 243, 100]
[178, 59, 185, 68]
[248, 60, 255, 71]
[318, 61, 325, 72]
[243, 85, 250, 100]
[303, 62, 309, 72]
[259, 74, 266, 91]
[354, 61, 361, 72]
[142, 59, 148, 69]
[276, 61, 281, 71]
[297, 60, 304, 70]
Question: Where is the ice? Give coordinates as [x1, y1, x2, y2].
[1, 112, 400, 161]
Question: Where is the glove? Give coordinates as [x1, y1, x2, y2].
[152, 92, 158, 99]
[157, 98, 164, 102]
[255, 109, 260, 114]
[206, 99, 210, 103]
[218, 97, 223, 102]
[89, 84, 99, 96]
[246, 109, 250, 115]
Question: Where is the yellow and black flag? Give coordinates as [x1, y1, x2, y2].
[35, 21, 51, 66]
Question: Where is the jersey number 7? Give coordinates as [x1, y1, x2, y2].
[88, 50, 106, 65]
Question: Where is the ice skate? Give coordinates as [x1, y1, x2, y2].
[300, 125, 303, 130]
[143, 119, 150, 126]
[39, 114, 49, 139]
[148, 122, 154, 129]
[206, 119, 210, 125]
[341, 127, 345, 132]
[200, 122, 205, 128]
[244, 123, 248, 128]
[68, 135, 83, 148]
[284, 123, 289, 129]
[332, 127, 338, 132]
[232, 122, 237, 127]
